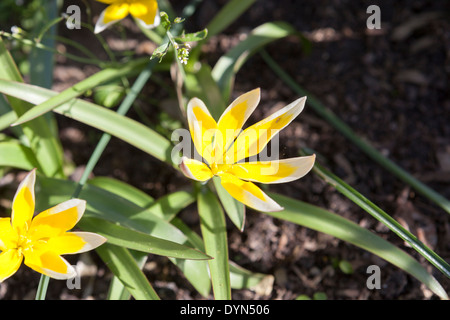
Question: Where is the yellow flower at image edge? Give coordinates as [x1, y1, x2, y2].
[180, 88, 316, 212]
[94, 0, 160, 34]
[0, 169, 106, 282]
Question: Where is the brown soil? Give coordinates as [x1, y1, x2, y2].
[0, 0, 449, 300]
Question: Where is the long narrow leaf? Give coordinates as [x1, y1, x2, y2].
[35, 176, 193, 246]
[0, 37, 64, 178]
[213, 176, 245, 231]
[302, 149, 450, 279]
[11, 58, 148, 125]
[87, 176, 211, 297]
[88, 176, 155, 207]
[0, 140, 41, 171]
[106, 249, 149, 300]
[0, 79, 173, 164]
[185, 63, 226, 120]
[260, 50, 450, 215]
[265, 193, 448, 300]
[198, 188, 231, 300]
[211, 21, 298, 100]
[96, 243, 160, 300]
[79, 217, 210, 260]
[205, 0, 257, 39]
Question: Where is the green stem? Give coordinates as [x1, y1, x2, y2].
[261, 50, 450, 215]
[35, 274, 50, 300]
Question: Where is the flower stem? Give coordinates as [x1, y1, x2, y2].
[35, 272, 50, 300]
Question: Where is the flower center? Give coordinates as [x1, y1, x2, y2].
[210, 162, 231, 176]
[16, 234, 47, 255]
[16, 234, 33, 255]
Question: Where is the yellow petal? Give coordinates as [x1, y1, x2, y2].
[24, 250, 76, 280]
[11, 169, 36, 235]
[28, 199, 86, 240]
[214, 88, 260, 163]
[46, 232, 106, 255]
[96, 0, 120, 4]
[0, 249, 23, 282]
[227, 96, 306, 163]
[229, 155, 316, 184]
[129, 0, 160, 27]
[104, 2, 130, 22]
[187, 97, 218, 165]
[94, 3, 129, 33]
[219, 172, 283, 212]
[180, 156, 214, 182]
[0, 218, 18, 251]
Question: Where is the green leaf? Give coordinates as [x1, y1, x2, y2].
[185, 63, 225, 121]
[88, 176, 211, 298]
[205, 0, 257, 39]
[0, 37, 64, 178]
[304, 150, 450, 279]
[0, 79, 173, 164]
[93, 84, 126, 108]
[96, 243, 160, 300]
[11, 58, 148, 125]
[35, 176, 193, 246]
[170, 218, 212, 297]
[0, 109, 17, 132]
[0, 140, 41, 171]
[212, 21, 298, 100]
[229, 261, 268, 290]
[160, 11, 171, 30]
[265, 193, 449, 300]
[213, 176, 245, 231]
[85, 174, 211, 297]
[198, 188, 231, 300]
[88, 176, 195, 222]
[106, 249, 149, 300]
[79, 217, 210, 260]
[88, 176, 155, 207]
[150, 42, 170, 62]
[174, 29, 208, 43]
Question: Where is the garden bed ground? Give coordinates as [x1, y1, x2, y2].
[0, 0, 449, 300]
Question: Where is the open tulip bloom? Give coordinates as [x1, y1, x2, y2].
[94, 0, 160, 34]
[0, 169, 106, 282]
[180, 88, 316, 212]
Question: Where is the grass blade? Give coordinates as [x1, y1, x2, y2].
[302, 148, 450, 279]
[205, 0, 257, 39]
[96, 243, 160, 300]
[212, 21, 297, 100]
[79, 217, 210, 260]
[11, 58, 148, 125]
[261, 50, 450, 215]
[0, 140, 41, 171]
[213, 176, 246, 231]
[0, 79, 173, 164]
[0, 37, 64, 178]
[265, 193, 449, 300]
[198, 187, 231, 299]
[86, 176, 211, 297]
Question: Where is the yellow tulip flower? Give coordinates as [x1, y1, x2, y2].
[0, 169, 106, 282]
[180, 88, 316, 212]
[94, 0, 160, 34]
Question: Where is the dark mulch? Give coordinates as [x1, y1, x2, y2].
[0, 0, 449, 300]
